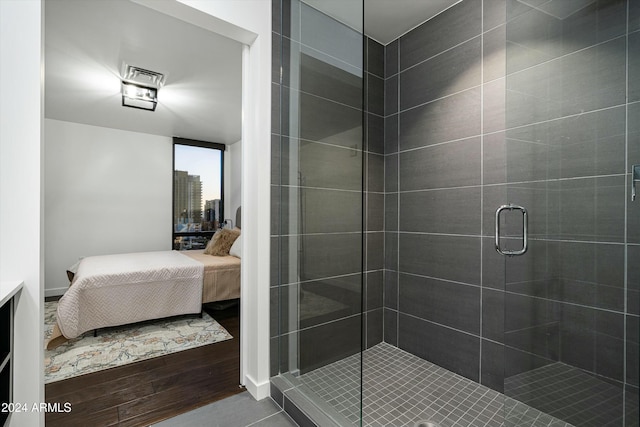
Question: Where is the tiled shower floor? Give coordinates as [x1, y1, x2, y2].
[505, 362, 638, 427]
[299, 342, 574, 427]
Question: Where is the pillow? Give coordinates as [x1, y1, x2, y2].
[229, 234, 242, 259]
[204, 228, 240, 256]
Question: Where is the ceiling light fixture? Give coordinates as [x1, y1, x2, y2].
[121, 81, 158, 111]
[120, 64, 165, 111]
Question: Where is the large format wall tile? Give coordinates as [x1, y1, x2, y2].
[366, 308, 383, 348]
[384, 270, 398, 310]
[504, 107, 626, 182]
[398, 273, 480, 334]
[367, 192, 384, 232]
[366, 113, 384, 154]
[399, 233, 481, 285]
[298, 52, 363, 109]
[367, 153, 384, 192]
[504, 346, 553, 379]
[280, 187, 361, 234]
[628, 315, 639, 387]
[384, 308, 398, 345]
[398, 314, 480, 382]
[367, 38, 384, 79]
[281, 138, 362, 191]
[299, 315, 361, 373]
[399, 187, 481, 235]
[483, 0, 506, 32]
[298, 1, 363, 70]
[483, 78, 506, 134]
[483, 24, 506, 83]
[399, 88, 481, 151]
[483, 132, 506, 185]
[629, 245, 640, 316]
[384, 39, 399, 78]
[385, 75, 398, 116]
[384, 193, 398, 232]
[400, 0, 481, 71]
[299, 275, 362, 329]
[366, 271, 383, 311]
[400, 37, 481, 111]
[633, 32, 640, 97]
[505, 6, 563, 74]
[400, 137, 481, 191]
[559, 304, 625, 382]
[384, 114, 398, 154]
[384, 154, 398, 192]
[280, 233, 362, 283]
[283, 88, 362, 149]
[481, 340, 504, 392]
[367, 73, 384, 117]
[482, 237, 505, 290]
[557, 176, 625, 243]
[366, 232, 384, 271]
[560, 0, 627, 57]
[557, 241, 625, 312]
[559, 37, 626, 117]
[482, 289, 504, 343]
[506, 37, 626, 128]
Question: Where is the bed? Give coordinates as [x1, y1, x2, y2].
[46, 208, 242, 348]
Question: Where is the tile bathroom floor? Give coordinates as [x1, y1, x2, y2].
[299, 342, 575, 427]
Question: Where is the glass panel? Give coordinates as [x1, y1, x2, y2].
[274, 0, 364, 425]
[504, 1, 635, 426]
[173, 143, 223, 250]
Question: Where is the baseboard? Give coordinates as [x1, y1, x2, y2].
[244, 373, 270, 400]
[45, 287, 67, 297]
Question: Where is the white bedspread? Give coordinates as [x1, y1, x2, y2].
[57, 251, 204, 339]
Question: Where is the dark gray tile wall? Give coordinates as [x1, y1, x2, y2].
[501, 4, 636, 415]
[382, 0, 638, 410]
[365, 36, 386, 350]
[271, 0, 283, 377]
[273, 0, 637, 422]
[384, 0, 497, 390]
[271, 0, 375, 377]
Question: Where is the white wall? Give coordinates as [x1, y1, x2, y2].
[44, 119, 173, 295]
[172, 0, 272, 399]
[0, 5, 270, 426]
[0, 1, 44, 425]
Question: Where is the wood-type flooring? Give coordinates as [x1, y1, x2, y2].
[44, 301, 242, 426]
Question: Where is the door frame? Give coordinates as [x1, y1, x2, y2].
[131, 0, 272, 400]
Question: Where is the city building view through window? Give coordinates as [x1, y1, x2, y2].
[173, 140, 224, 250]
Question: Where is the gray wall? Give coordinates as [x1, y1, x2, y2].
[383, 0, 639, 402]
[383, 0, 496, 388]
[271, 0, 368, 376]
[364, 37, 385, 350]
[271, 0, 639, 412]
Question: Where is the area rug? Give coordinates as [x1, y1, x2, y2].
[44, 301, 233, 384]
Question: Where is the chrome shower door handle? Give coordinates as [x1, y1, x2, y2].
[495, 204, 528, 257]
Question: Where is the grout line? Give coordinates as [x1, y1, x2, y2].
[622, 1, 630, 423]
[245, 410, 290, 427]
[282, 85, 363, 112]
[479, 0, 485, 384]
[396, 35, 401, 347]
[280, 34, 362, 77]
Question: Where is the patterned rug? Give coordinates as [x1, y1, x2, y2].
[44, 301, 233, 384]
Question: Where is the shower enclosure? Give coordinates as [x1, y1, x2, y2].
[271, 0, 639, 426]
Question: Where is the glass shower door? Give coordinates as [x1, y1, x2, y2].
[273, 0, 365, 425]
[503, 1, 638, 426]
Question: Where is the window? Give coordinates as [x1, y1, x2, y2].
[173, 137, 225, 250]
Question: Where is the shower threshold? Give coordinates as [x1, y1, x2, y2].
[298, 342, 575, 427]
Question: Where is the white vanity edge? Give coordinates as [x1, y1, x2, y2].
[0, 281, 23, 307]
